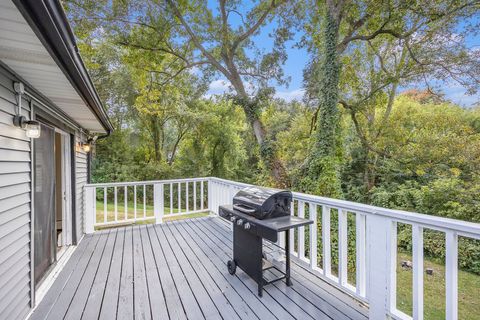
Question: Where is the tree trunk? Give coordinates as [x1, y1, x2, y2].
[301, 7, 343, 197]
[231, 79, 289, 187]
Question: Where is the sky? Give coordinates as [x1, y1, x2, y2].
[205, 4, 480, 107]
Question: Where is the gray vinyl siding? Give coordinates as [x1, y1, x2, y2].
[75, 135, 88, 238]
[0, 64, 92, 320]
[0, 67, 32, 320]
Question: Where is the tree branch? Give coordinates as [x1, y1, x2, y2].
[231, 0, 278, 53]
[165, 0, 232, 78]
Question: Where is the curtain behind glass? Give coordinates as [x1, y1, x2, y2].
[34, 123, 56, 285]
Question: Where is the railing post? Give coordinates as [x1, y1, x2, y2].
[154, 183, 164, 224]
[366, 215, 396, 319]
[208, 178, 214, 214]
[85, 186, 95, 234]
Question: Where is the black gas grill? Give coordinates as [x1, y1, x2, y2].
[219, 186, 313, 297]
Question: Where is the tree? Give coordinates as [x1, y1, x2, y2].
[301, 0, 480, 197]
[66, 0, 302, 187]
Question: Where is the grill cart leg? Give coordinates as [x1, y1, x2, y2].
[285, 231, 292, 286]
[258, 281, 263, 297]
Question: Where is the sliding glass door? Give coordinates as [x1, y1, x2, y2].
[33, 122, 56, 285]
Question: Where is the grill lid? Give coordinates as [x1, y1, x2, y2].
[232, 186, 292, 220]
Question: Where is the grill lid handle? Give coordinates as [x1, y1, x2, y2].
[233, 204, 256, 214]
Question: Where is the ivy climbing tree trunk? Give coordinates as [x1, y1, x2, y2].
[301, 6, 343, 197]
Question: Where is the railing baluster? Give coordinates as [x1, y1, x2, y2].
[298, 201, 305, 259]
[289, 200, 295, 256]
[186, 181, 189, 213]
[446, 231, 458, 320]
[309, 203, 317, 268]
[103, 187, 107, 223]
[356, 213, 366, 297]
[201, 180, 204, 210]
[178, 182, 181, 213]
[143, 184, 146, 218]
[193, 181, 197, 211]
[170, 183, 173, 214]
[322, 206, 331, 277]
[338, 209, 348, 286]
[154, 183, 164, 224]
[388, 221, 398, 313]
[134, 185, 137, 220]
[413, 224, 424, 320]
[114, 186, 118, 222]
[124, 186, 128, 220]
[85, 186, 95, 233]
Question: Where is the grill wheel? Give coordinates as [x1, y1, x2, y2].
[227, 260, 237, 275]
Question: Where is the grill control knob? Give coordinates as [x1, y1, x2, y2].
[236, 219, 244, 226]
[244, 222, 251, 230]
[230, 216, 236, 223]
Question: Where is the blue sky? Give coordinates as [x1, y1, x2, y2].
[206, 5, 479, 107]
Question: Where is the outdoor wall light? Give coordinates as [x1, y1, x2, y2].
[13, 115, 41, 139]
[82, 142, 91, 153]
[13, 81, 41, 138]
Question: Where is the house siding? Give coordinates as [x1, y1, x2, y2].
[0, 67, 32, 320]
[75, 135, 88, 238]
[0, 64, 92, 319]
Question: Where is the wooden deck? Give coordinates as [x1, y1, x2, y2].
[29, 216, 368, 320]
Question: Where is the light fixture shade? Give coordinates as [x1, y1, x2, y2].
[25, 121, 41, 138]
[82, 143, 91, 153]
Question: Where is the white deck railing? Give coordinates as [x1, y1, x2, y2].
[84, 177, 480, 320]
[84, 177, 209, 230]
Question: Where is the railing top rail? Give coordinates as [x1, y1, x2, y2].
[84, 177, 209, 188]
[209, 177, 480, 239]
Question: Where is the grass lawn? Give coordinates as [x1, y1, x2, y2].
[396, 251, 480, 319]
[95, 201, 209, 228]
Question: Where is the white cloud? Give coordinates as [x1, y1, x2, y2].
[275, 89, 305, 102]
[208, 79, 231, 92]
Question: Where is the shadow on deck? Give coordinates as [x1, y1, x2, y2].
[29, 217, 368, 320]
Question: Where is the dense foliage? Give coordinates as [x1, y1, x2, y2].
[65, 0, 480, 273]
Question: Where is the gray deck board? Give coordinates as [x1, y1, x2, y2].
[145, 224, 186, 320]
[132, 225, 152, 320]
[117, 226, 134, 319]
[82, 228, 118, 320]
[99, 227, 125, 320]
[29, 217, 368, 320]
[139, 225, 169, 320]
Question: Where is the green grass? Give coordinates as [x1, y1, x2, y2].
[396, 251, 480, 319]
[94, 201, 209, 229]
